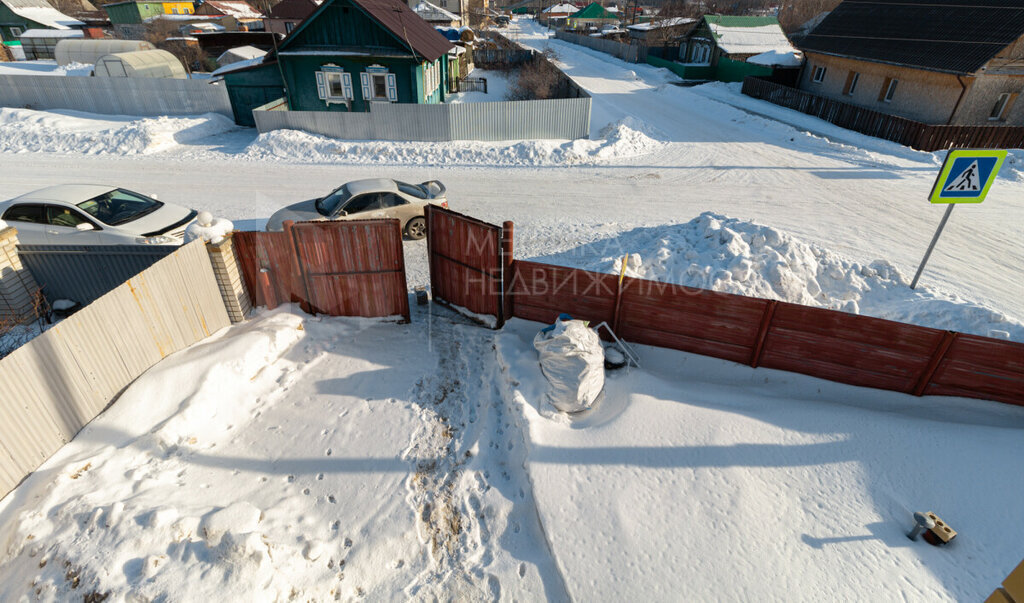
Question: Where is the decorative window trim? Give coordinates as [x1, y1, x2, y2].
[361, 64, 398, 103]
[315, 64, 354, 106]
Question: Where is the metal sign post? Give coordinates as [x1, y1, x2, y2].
[911, 149, 1006, 290]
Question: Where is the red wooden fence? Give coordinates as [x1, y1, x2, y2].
[426, 205, 513, 328]
[234, 219, 409, 321]
[510, 261, 1024, 406]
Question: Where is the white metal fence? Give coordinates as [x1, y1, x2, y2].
[0, 74, 233, 118]
[0, 240, 231, 498]
[254, 96, 592, 141]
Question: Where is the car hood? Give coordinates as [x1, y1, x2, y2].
[109, 203, 195, 237]
[266, 199, 326, 232]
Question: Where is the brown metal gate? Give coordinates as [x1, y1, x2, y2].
[234, 219, 410, 321]
[426, 205, 512, 328]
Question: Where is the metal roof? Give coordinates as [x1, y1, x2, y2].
[351, 0, 453, 62]
[799, 0, 1024, 75]
[266, 0, 319, 20]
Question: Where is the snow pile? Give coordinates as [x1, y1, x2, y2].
[549, 212, 1024, 341]
[0, 108, 238, 155]
[747, 49, 802, 67]
[243, 116, 664, 166]
[185, 211, 233, 244]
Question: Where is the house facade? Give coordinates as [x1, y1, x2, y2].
[566, 3, 617, 31]
[675, 15, 786, 82]
[195, 0, 264, 30]
[272, 0, 454, 112]
[798, 0, 1024, 126]
[262, 0, 317, 35]
[0, 0, 83, 40]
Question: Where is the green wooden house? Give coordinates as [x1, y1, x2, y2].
[0, 0, 83, 41]
[667, 15, 790, 82]
[272, 0, 454, 112]
[102, 0, 194, 24]
[566, 2, 617, 31]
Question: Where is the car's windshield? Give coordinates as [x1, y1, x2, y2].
[316, 185, 351, 216]
[396, 181, 427, 199]
[76, 188, 163, 225]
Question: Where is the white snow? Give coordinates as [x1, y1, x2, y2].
[0, 109, 239, 155]
[709, 22, 795, 56]
[185, 212, 233, 244]
[748, 48, 803, 67]
[626, 17, 695, 31]
[0, 16, 1023, 600]
[444, 68, 512, 103]
[0, 60, 93, 76]
[6, 6, 82, 29]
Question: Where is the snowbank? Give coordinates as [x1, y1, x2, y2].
[539, 212, 1024, 341]
[747, 49, 802, 67]
[0, 108, 238, 155]
[242, 116, 664, 167]
[185, 211, 233, 244]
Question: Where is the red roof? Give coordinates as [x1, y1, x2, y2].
[351, 0, 453, 62]
[267, 0, 319, 20]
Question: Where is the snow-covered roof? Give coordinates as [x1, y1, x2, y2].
[210, 54, 264, 76]
[626, 17, 694, 32]
[709, 22, 794, 55]
[18, 28, 83, 38]
[542, 3, 575, 13]
[217, 44, 266, 64]
[3, 2, 84, 29]
[747, 48, 802, 67]
[145, 14, 223, 22]
[202, 0, 264, 20]
[413, 1, 458, 22]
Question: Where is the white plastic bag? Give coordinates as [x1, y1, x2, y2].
[533, 319, 605, 413]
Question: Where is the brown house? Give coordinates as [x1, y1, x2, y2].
[195, 0, 265, 30]
[798, 0, 1024, 126]
[262, 0, 319, 35]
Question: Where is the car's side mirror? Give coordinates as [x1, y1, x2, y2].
[75, 222, 95, 231]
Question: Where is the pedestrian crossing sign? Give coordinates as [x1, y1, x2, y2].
[929, 149, 1006, 203]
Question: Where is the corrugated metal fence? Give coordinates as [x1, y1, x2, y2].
[426, 206, 512, 327]
[742, 76, 1024, 151]
[233, 220, 410, 321]
[554, 30, 647, 64]
[254, 96, 592, 141]
[17, 244, 177, 307]
[0, 240, 231, 498]
[0, 74, 233, 118]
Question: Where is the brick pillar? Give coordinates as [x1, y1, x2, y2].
[206, 235, 252, 324]
[0, 227, 41, 325]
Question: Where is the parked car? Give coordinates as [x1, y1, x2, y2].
[0, 185, 198, 246]
[266, 178, 449, 240]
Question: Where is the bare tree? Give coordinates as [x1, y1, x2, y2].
[777, 0, 841, 33]
[145, 20, 213, 73]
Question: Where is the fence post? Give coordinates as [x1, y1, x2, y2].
[0, 226, 41, 324]
[206, 234, 252, 324]
[912, 331, 958, 396]
[500, 221, 514, 328]
[749, 300, 778, 368]
[283, 220, 314, 314]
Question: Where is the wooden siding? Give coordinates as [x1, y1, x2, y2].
[0, 240, 231, 499]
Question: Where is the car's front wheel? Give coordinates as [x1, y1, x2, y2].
[405, 217, 426, 240]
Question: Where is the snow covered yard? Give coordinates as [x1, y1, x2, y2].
[1, 305, 1022, 600]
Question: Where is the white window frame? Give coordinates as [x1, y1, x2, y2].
[845, 72, 859, 95]
[315, 65, 354, 106]
[285, 21, 295, 33]
[10, 26, 23, 37]
[361, 64, 397, 103]
[990, 92, 1011, 121]
[883, 78, 898, 102]
[811, 65, 826, 83]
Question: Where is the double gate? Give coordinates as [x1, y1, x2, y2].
[234, 219, 410, 321]
[425, 205, 512, 328]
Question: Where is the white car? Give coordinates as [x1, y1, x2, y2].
[0, 185, 198, 246]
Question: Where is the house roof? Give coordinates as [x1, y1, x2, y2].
[799, 0, 1024, 75]
[413, 0, 458, 23]
[542, 3, 575, 13]
[1, 0, 84, 28]
[282, 0, 454, 63]
[703, 15, 793, 56]
[266, 0, 320, 19]
[202, 0, 264, 20]
[626, 16, 693, 31]
[570, 3, 617, 20]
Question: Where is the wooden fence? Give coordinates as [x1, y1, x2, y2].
[0, 240, 231, 498]
[509, 260, 1024, 406]
[426, 206, 513, 327]
[233, 220, 410, 321]
[741, 77, 1024, 151]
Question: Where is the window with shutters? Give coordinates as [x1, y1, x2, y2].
[361, 65, 398, 102]
[315, 65, 353, 106]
